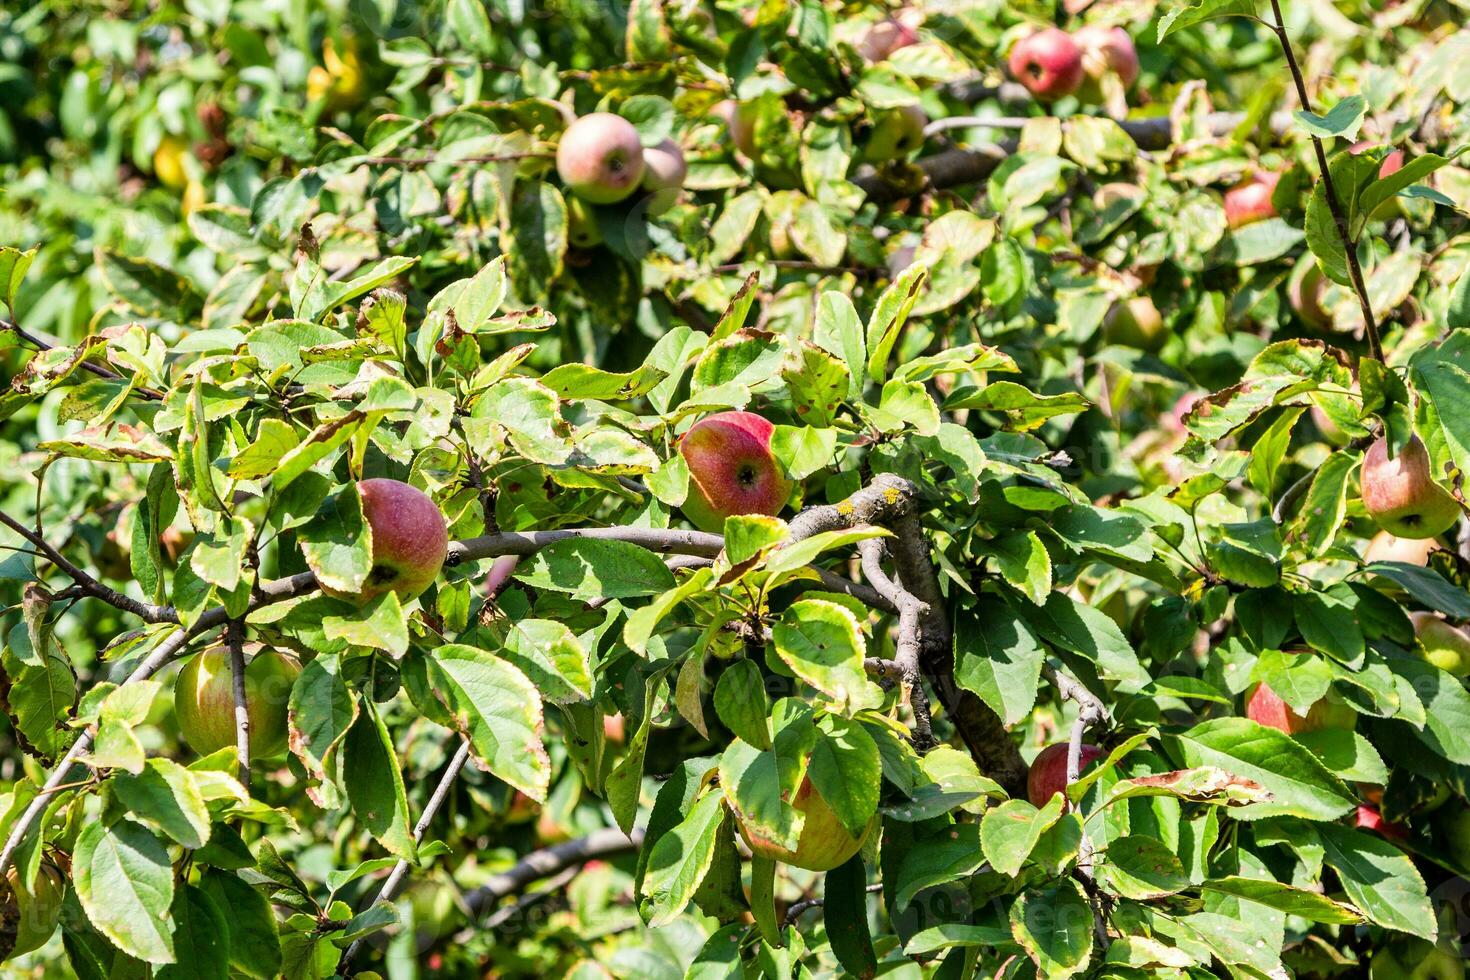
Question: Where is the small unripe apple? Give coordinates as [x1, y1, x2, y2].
[1027, 742, 1103, 806]
[1074, 25, 1139, 102]
[1288, 260, 1331, 330]
[713, 100, 757, 159]
[566, 196, 604, 249]
[153, 135, 190, 191]
[737, 776, 874, 872]
[322, 479, 449, 603]
[639, 138, 687, 215]
[1361, 436, 1462, 540]
[1411, 613, 1470, 677]
[1224, 172, 1280, 229]
[1008, 28, 1085, 101]
[1364, 530, 1439, 566]
[858, 14, 920, 63]
[678, 411, 794, 533]
[1245, 682, 1355, 734]
[860, 104, 927, 163]
[174, 646, 302, 759]
[556, 113, 646, 205]
[1356, 804, 1409, 842]
[1102, 296, 1166, 351]
[3, 862, 64, 960]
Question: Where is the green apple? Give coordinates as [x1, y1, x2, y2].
[1102, 296, 1166, 351]
[174, 646, 302, 759]
[736, 776, 874, 872]
[860, 104, 927, 163]
[1412, 612, 1470, 677]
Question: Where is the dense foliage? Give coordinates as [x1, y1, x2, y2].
[4, 0, 1470, 977]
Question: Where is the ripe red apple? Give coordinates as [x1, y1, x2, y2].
[1074, 25, 1139, 102]
[1288, 260, 1331, 330]
[1101, 296, 1166, 350]
[1350, 141, 1407, 179]
[3, 862, 64, 960]
[640, 138, 687, 215]
[1355, 804, 1409, 842]
[1411, 613, 1470, 677]
[677, 411, 794, 533]
[323, 479, 449, 603]
[1027, 742, 1103, 806]
[1224, 172, 1281, 229]
[737, 776, 874, 871]
[858, 13, 920, 63]
[174, 646, 302, 759]
[860, 104, 927, 163]
[1008, 28, 1085, 101]
[1245, 683, 1356, 734]
[555, 112, 646, 205]
[1361, 436, 1462, 540]
[1364, 530, 1440, 566]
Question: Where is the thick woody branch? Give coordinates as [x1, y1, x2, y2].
[1044, 664, 1111, 946]
[463, 827, 645, 918]
[859, 537, 934, 748]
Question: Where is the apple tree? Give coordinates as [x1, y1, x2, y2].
[3, 0, 1470, 977]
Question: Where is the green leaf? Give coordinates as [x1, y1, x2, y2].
[978, 531, 1052, 605]
[74, 820, 175, 964]
[954, 598, 1045, 726]
[814, 292, 866, 400]
[111, 759, 212, 850]
[155, 883, 228, 980]
[499, 618, 592, 705]
[714, 660, 771, 750]
[287, 655, 358, 775]
[1201, 876, 1364, 924]
[1098, 835, 1189, 899]
[771, 599, 884, 714]
[866, 262, 927, 383]
[1319, 824, 1435, 939]
[1289, 451, 1356, 556]
[197, 870, 282, 979]
[298, 486, 372, 599]
[1009, 879, 1093, 978]
[1293, 96, 1366, 140]
[516, 538, 676, 600]
[825, 855, 878, 979]
[1165, 718, 1356, 820]
[807, 716, 881, 838]
[344, 703, 417, 862]
[980, 795, 1064, 877]
[323, 592, 408, 658]
[0, 246, 36, 313]
[426, 644, 550, 800]
[641, 790, 726, 927]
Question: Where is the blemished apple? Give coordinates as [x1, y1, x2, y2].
[639, 138, 687, 215]
[1224, 171, 1280, 229]
[1245, 683, 1356, 734]
[860, 104, 927, 163]
[174, 646, 302, 759]
[737, 776, 874, 871]
[858, 13, 920, 63]
[4, 862, 64, 960]
[1364, 530, 1440, 566]
[1411, 612, 1470, 677]
[1355, 804, 1409, 842]
[678, 411, 794, 533]
[1288, 260, 1331, 330]
[1102, 296, 1166, 351]
[555, 112, 646, 205]
[1008, 28, 1085, 101]
[1074, 25, 1139, 102]
[1027, 742, 1103, 806]
[323, 479, 449, 602]
[1360, 436, 1462, 540]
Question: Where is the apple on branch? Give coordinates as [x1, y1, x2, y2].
[857, 10, 921, 63]
[1009, 28, 1085, 102]
[1360, 436, 1462, 540]
[1410, 613, 1470, 677]
[1102, 295, 1166, 351]
[1027, 742, 1103, 806]
[678, 411, 794, 533]
[556, 112, 646, 205]
[859, 104, 928, 163]
[1245, 683, 1355, 734]
[639, 137, 687, 215]
[1074, 25, 1139, 110]
[322, 479, 449, 603]
[173, 645, 302, 760]
[1364, 529, 1440, 566]
[736, 776, 874, 872]
[1224, 171, 1281, 229]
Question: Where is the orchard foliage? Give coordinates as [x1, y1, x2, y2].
[4, 0, 1470, 977]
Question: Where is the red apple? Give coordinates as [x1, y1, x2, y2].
[1364, 530, 1440, 566]
[1008, 28, 1085, 101]
[1288, 260, 1332, 330]
[1224, 172, 1280, 229]
[1356, 804, 1409, 842]
[677, 411, 794, 533]
[640, 138, 687, 215]
[858, 14, 920, 63]
[1350, 141, 1407, 179]
[1074, 25, 1139, 102]
[1245, 683, 1356, 734]
[1027, 742, 1103, 806]
[174, 646, 302, 759]
[1361, 436, 1462, 540]
[322, 479, 449, 603]
[737, 776, 873, 872]
[556, 112, 646, 205]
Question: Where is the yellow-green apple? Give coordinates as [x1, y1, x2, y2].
[737, 776, 874, 871]
[1411, 613, 1470, 677]
[1245, 683, 1355, 734]
[1371, 942, 1465, 980]
[1008, 28, 1085, 101]
[860, 104, 927, 163]
[1074, 25, 1139, 102]
[1027, 742, 1103, 805]
[174, 646, 302, 759]
[1102, 296, 1166, 350]
[1364, 530, 1440, 566]
[677, 411, 794, 533]
[1225, 171, 1281, 229]
[640, 138, 687, 215]
[324, 479, 449, 602]
[556, 112, 646, 205]
[1361, 436, 1462, 539]
[566, 196, 603, 249]
[3, 862, 64, 960]
[1356, 804, 1409, 842]
[858, 12, 921, 63]
[1288, 260, 1331, 330]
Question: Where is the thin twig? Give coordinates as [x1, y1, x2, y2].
[783, 882, 884, 927]
[226, 620, 251, 791]
[2, 317, 164, 400]
[0, 509, 174, 623]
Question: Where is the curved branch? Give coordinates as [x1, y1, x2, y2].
[463, 828, 645, 919]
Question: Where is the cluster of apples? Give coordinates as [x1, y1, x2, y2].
[173, 479, 449, 761]
[554, 112, 689, 249]
[1007, 25, 1139, 104]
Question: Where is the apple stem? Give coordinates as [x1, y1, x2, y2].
[1265, 0, 1383, 364]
